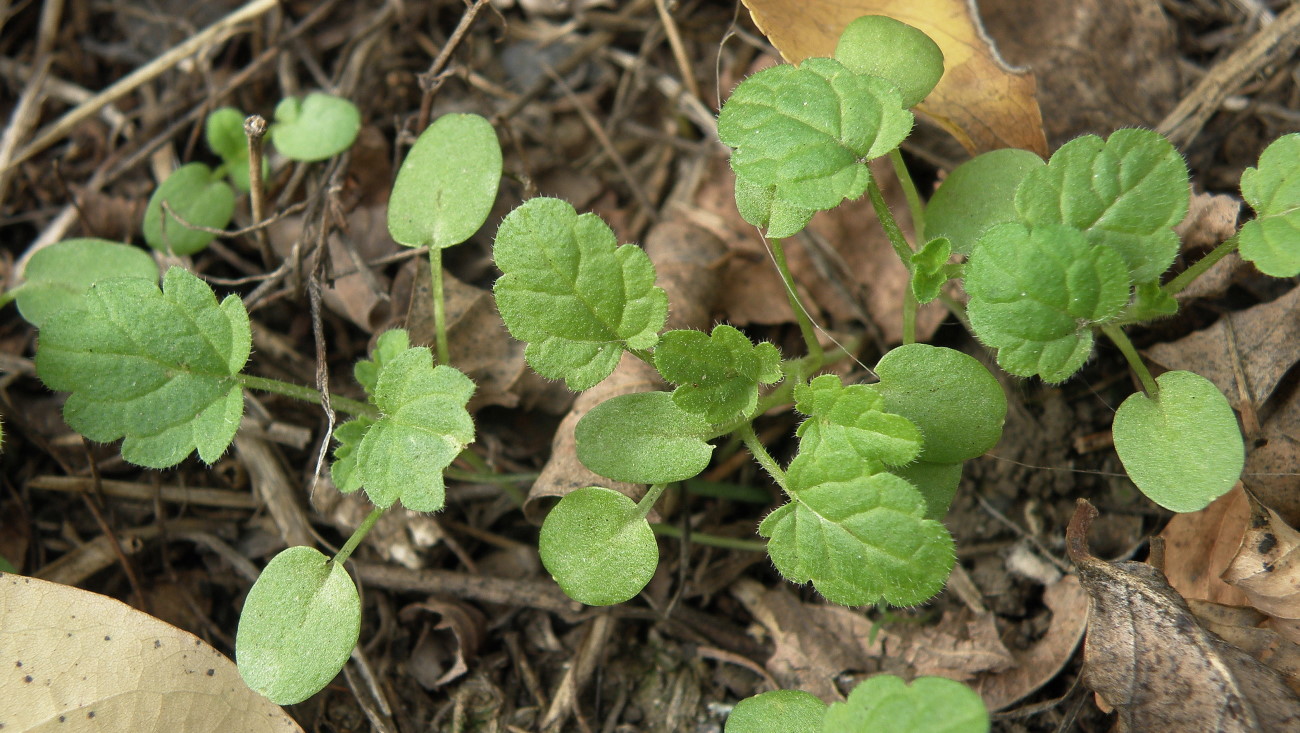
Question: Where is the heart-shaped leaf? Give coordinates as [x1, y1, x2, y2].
[654, 325, 782, 423]
[14, 239, 158, 327]
[575, 391, 713, 484]
[143, 162, 235, 255]
[538, 486, 658, 606]
[269, 93, 361, 162]
[1238, 132, 1300, 277]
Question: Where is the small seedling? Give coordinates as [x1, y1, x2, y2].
[725, 675, 989, 733]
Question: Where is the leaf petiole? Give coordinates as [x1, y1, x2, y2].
[1162, 233, 1240, 297]
[889, 148, 925, 240]
[238, 374, 378, 419]
[737, 423, 788, 492]
[649, 522, 767, 551]
[1100, 323, 1159, 398]
[429, 247, 450, 365]
[332, 505, 385, 566]
[769, 238, 824, 363]
[634, 483, 669, 521]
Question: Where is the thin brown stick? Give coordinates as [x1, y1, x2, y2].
[243, 114, 274, 267]
[415, 0, 493, 133]
[28, 475, 260, 509]
[159, 198, 307, 237]
[653, 0, 702, 102]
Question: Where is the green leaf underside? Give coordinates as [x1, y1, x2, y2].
[269, 93, 361, 162]
[795, 374, 922, 468]
[34, 267, 250, 468]
[1113, 370, 1244, 513]
[833, 15, 945, 109]
[823, 675, 990, 733]
[654, 325, 782, 423]
[351, 348, 475, 512]
[16, 239, 159, 328]
[1015, 128, 1188, 284]
[538, 487, 657, 606]
[718, 57, 912, 237]
[724, 690, 825, 733]
[575, 391, 713, 484]
[872, 344, 1006, 463]
[353, 328, 411, 396]
[143, 162, 235, 256]
[236, 546, 361, 705]
[965, 222, 1130, 382]
[761, 455, 954, 606]
[1239, 133, 1300, 277]
[925, 148, 1044, 255]
[910, 237, 952, 303]
[388, 113, 502, 250]
[493, 197, 667, 390]
[890, 461, 962, 521]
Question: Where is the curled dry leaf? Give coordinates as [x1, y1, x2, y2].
[1222, 491, 1300, 646]
[399, 598, 488, 689]
[1159, 485, 1252, 607]
[1067, 499, 1300, 732]
[1187, 600, 1300, 697]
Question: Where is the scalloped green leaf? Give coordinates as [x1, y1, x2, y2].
[909, 236, 954, 303]
[965, 222, 1130, 382]
[718, 57, 912, 237]
[1015, 128, 1188, 283]
[833, 15, 944, 108]
[538, 486, 657, 606]
[575, 391, 713, 484]
[794, 374, 922, 468]
[725, 690, 825, 733]
[329, 416, 373, 494]
[350, 348, 475, 512]
[890, 461, 962, 521]
[34, 267, 249, 468]
[493, 197, 668, 390]
[1239, 133, 1300, 277]
[1113, 370, 1244, 513]
[353, 328, 411, 397]
[925, 147, 1044, 254]
[236, 546, 361, 705]
[653, 325, 782, 423]
[269, 92, 360, 162]
[388, 113, 502, 250]
[761, 454, 955, 606]
[15, 239, 158, 328]
[143, 162, 235, 255]
[872, 344, 1006, 463]
[823, 675, 989, 733]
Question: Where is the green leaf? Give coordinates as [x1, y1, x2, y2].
[794, 374, 922, 468]
[653, 325, 782, 423]
[725, 690, 825, 733]
[872, 344, 1006, 463]
[388, 113, 502, 250]
[718, 57, 913, 236]
[34, 267, 250, 468]
[761, 455, 955, 606]
[575, 391, 713, 484]
[538, 486, 657, 606]
[1239, 132, 1300, 277]
[909, 236, 953, 304]
[206, 106, 247, 161]
[733, 174, 815, 240]
[925, 147, 1044, 255]
[329, 417, 373, 494]
[236, 546, 361, 705]
[1015, 129, 1189, 283]
[14, 239, 158, 327]
[353, 328, 411, 396]
[823, 675, 989, 733]
[890, 461, 962, 521]
[493, 197, 668, 390]
[1112, 370, 1244, 513]
[350, 348, 475, 512]
[269, 93, 361, 162]
[143, 162, 235, 255]
[833, 15, 945, 108]
[965, 222, 1130, 382]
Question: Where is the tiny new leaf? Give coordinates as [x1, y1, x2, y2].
[823, 675, 990, 733]
[538, 486, 657, 606]
[269, 93, 361, 162]
[653, 324, 782, 423]
[1015, 128, 1189, 284]
[1112, 370, 1244, 513]
[388, 113, 502, 250]
[832, 15, 945, 108]
[35, 267, 250, 468]
[143, 162, 235, 255]
[236, 546, 361, 705]
[329, 416, 373, 495]
[493, 197, 667, 390]
[724, 690, 825, 733]
[761, 454, 955, 606]
[965, 222, 1130, 382]
[1238, 132, 1300, 277]
[15, 239, 158, 328]
[925, 147, 1044, 255]
[206, 106, 256, 192]
[794, 374, 922, 468]
[574, 392, 713, 484]
[909, 236, 954, 304]
[353, 328, 411, 396]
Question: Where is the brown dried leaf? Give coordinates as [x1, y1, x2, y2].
[1188, 599, 1300, 696]
[1243, 384, 1300, 526]
[1067, 500, 1300, 731]
[399, 598, 488, 689]
[1160, 484, 1252, 607]
[1223, 491, 1300, 645]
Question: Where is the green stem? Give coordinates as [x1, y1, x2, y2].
[429, 247, 450, 365]
[1162, 234, 1240, 297]
[332, 505, 385, 566]
[901, 286, 918, 345]
[866, 174, 914, 265]
[627, 347, 655, 367]
[937, 291, 971, 332]
[770, 238, 825, 363]
[889, 148, 925, 241]
[238, 374, 378, 419]
[649, 523, 766, 552]
[634, 483, 670, 521]
[737, 423, 787, 493]
[1101, 323, 1159, 397]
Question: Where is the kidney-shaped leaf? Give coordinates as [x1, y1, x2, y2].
[1239, 132, 1300, 277]
[15, 239, 158, 328]
[823, 675, 989, 732]
[538, 486, 657, 606]
[575, 391, 713, 484]
[725, 689, 825, 733]
[654, 325, 782, 423]
[269, 93, 361, 162]
[143, 162, 235, 256]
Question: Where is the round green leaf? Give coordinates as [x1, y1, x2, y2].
[206, 107, 247, 161]
[925, 148, 1044, 254]
[833, 15, 945, 108]
[538, 486, 658, 606]
[388, 113, 502, 250]
[824, 675, 989, 732]
[1113, 370, 1244, 513]
[236, 546, 361, 705]
[575, 392, 713, 484]
[143, 162, 235, 255]
[1239, 133, 1300, 277]
[873, 344, 1006, 463]
[890, 460, 962, 520]
[15, 239, 158, 327]
[269, 93, 361, 162]
[725, 690, 825, 733]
